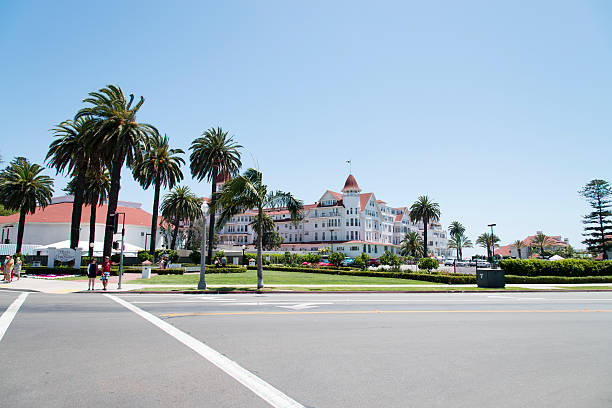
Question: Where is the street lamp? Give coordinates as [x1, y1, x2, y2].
[488, 223, 496, 266]
[242, 244, 246, 265]
[111, 212, 126, 289]
[198, 202, 209, 290]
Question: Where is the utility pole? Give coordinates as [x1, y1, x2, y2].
[198, 202, 209, 290]
[113, 212, 126, 290]
[488, 223, 496, 267]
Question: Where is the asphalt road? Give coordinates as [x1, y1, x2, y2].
[1, 291, 611, 408]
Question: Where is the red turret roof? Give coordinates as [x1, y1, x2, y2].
[341, 174, 361, 192]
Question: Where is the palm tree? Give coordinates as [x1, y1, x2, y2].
[46, 117, 93, 249]
[75, 85, 157, 257]
[448, 221, 465, 239]
[448, 233, 473, 260]
[189, 127, 242, 264]
[513, 240, 525, 259]
[160, 186, 203, 250]
[400, 231, 423, 258]
[66, 165, 110, 258]
[0, 158, 54, 253]
[133, 132, 184, 255]
[476, 232, 500, 261]
[215, 169, 302, 288]
[532, 232, 554, 257]
[409, 196, 440, 258]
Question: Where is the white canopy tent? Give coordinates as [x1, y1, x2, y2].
[548, 254, 565, 261]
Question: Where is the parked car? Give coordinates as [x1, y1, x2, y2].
[301, 262, 311, 266]
[367, 258, 380, 267]
[444, 259, 456, 266]
[317, 257, 334, 267]
[477, 260, 490, 268]
[468, 260, 478, 267]
[456, 260, 469, 267]
[340, 258, 355, 267]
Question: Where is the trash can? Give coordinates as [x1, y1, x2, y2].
[142, 266, 151, 279]
[476, 268, 505, 288]
[248, 259, 255, 267]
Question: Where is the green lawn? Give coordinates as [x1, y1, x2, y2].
[127, 270, 440, 286]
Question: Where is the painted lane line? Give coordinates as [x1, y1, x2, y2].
[277, 303, 333, 310]
[159, 309, 612, 317]
[105, 294, 304, 408]
[0, 293, 28, 342]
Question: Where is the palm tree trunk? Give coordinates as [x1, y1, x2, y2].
[88, 197, 98, 258]
[422, 218, 428, 258]
[70, 163, 87, 249]
[456, 247, 459, 260]
[207, 171, 218, 264]
[257, 208, 264, 289]
[150, 178, 161, 255]
[103, 156, 124, 257]
[16, 207, 26, 254]
[171, 218, 180, 250]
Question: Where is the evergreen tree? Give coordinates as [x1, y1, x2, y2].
[579, 179, 612, 259]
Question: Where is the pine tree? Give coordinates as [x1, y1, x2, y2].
[579, 179, 612, 259]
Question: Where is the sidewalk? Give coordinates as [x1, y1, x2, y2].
[2, 276, 612, 294]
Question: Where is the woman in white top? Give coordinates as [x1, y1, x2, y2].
[13, 255, 22, 281]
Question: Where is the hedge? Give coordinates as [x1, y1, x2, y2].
[505, 275, 612, 284]
[499, 259, 612, 277]
[155, 268, 185, 275]
[202, 266, 246, 274]
[24, 267, 81, 275]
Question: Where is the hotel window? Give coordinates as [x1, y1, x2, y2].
[346, 232, 349, 240]
[315, 232, 318, 240]
[322, 232, 326, 240]
[346, 220, 349, 226]
[350, 219, 354, 226]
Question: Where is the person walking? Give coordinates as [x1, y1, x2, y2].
[87, 258, 98, 291]
[4, 256, 14, 283]
[101, 256, 111, 291]
[13, 255, 22, 281]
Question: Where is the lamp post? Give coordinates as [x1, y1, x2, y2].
[242, 244, 246, 265]
[488, 223, 496, 266]
[111, 212, 126, 290]
[198, 202, 209, 290]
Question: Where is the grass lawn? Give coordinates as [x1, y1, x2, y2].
[554, 286, 612, 290]
[126, 270, 440, 286]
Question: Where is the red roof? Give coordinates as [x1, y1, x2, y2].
[495, 245, 513, 257]
[0, 202, 159, 227]
[359, 193, 372, 211]
[341, 174, 361, 192]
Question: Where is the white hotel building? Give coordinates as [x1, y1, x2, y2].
[214, 174, 451, 258]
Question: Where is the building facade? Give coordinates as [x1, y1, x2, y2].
[215, 174, 451, 258]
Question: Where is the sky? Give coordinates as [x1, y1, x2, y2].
[1, 1, 611, 256]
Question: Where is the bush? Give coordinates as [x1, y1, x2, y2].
[24, 266, 81, 275]
[110, 254, 121, 263]
[328, 252, 345, 267]
[354, 253, 370, 270]
[203, 266, 247, 274]
[155, 249, 179, 262]
[137, 250, 154, 262]
[418, 258, 439, 271]
[505, 275, 612, 284]
[155, 268, 185, 275]
[380, 250, 401, 267]
[499, 259, 612, 277]
[189, 250, 201, 264]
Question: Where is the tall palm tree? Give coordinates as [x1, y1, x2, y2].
[215, 169, 302, 288]
[447, 233, 473, 260]
[75, 85, 157, 257]
[448, 221, 465, 239]
[532, 232, 554, 257]
[0, 158, 54, 253]
[66, 165, 110, 258]
[189, 127, 242, 264]
[513, 239, 525, 259]
[400, 231, 423, 258]
[160, 186, 203, 250]
[46, 117, 93, 249]
[409, 196, 440, 258]
[476, 232, 500, 261]
[133, 132, 184, 255]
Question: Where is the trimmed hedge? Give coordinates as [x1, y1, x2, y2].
[246, 265, 476, 284]
[202, 266, 247, 274]
[24, 267, 80, 275]
[505, 275, 612, 284]
[499, 259, 612, 277]
[155, 268, 185, 275]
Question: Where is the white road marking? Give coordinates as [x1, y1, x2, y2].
[105, 294, 304, 408]
[0, 293, 28, 343]
[277, 303, 333, 310]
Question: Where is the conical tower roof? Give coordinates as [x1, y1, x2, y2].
[341, 174, 361, 193]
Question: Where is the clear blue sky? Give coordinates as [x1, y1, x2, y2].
[1, 1, 611, 256]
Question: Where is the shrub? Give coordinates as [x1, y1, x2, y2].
[24, 266, 81, 275]
[354, 253, 370, 270]
[505, 275, 612, 284]
[155, 249, 179, 262]
[499, 259, 612, 277]
[328, 252, 345, 267]
[110, 254, 121, 263]
[380, 250, 401, 267]
[189, 250, 201, 264]
[155, 268, 185, 275]
[418, 258, 439, 271]
[302, 254, 321, 264]
[203, 266, 247, 274]
[137, 250, 154, 262]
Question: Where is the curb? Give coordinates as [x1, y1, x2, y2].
[0, 288, 41, 293]
[118, 289, 612, 295]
